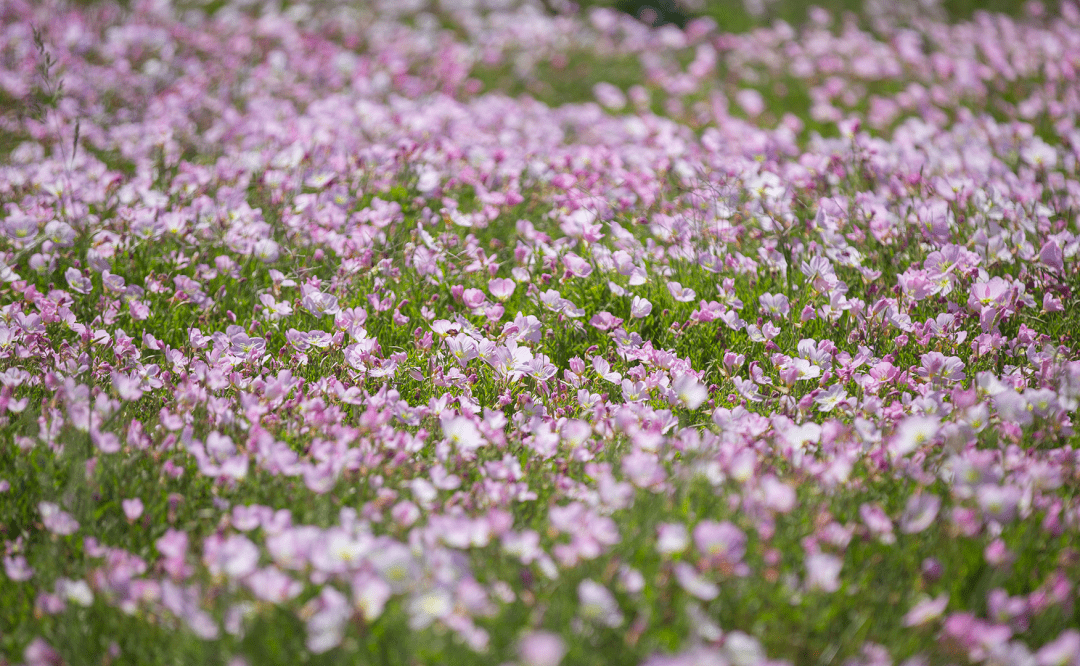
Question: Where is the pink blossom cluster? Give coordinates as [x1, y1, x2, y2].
[1, 0, 1080, 665]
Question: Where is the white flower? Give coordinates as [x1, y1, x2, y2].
[890, 415, 940, 458]
[815, 384, 848, 412]
[672, 374, 708, 410]
[408, 588, 453, 630]
[57, 578, 93, 606]
[443, 416, 485, 451]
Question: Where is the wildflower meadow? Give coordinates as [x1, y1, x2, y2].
[2, 0, 1080, 663]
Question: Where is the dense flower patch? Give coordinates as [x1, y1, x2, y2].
[1, 0, 1080, 664]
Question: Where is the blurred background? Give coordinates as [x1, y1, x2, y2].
[582, 0, 1045, 29]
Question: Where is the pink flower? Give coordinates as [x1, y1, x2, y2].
[667, 281, 697, 302]
[562, 253, 593, 278]
[39, 502, 79, 536]
[674, 561, 719, 600]
[488, 278, 515, 301]
[805, 552, 842, 593]
[65, 268, 92, 294]
[253, 238, 280, 263]
[560, 419, 592, 448]
[407, 587, 453, 630]
[302, 291, 341, 317]
[1035, 629, 1080, 666]
[759, 292, 790, 318]
[656, 523, 689, 556]
[693, 520, 746, 569]
[122, 498, 144, 521]
[23, 638, 61, 666]
[519, 631, 567, 666]
[1040, 240, 1064, 273]
[462, 288, 487, 309]
[759, 475, 796, 513]
[916, 352, 965, 387]
[578, 579, 623, 627]
[968, 277, 1013, 313]
[984, 538, 1013, 567]
[589, 311, 624, 331]
[3, 555, 34, 581]
[205, 534, 260, 579]
[593, 82, 627, 110]
[246, 566, 302, 603]
[903, 594, 949, 627]
[976, 484, 1022, 523]
[303, 586, 352, 653]
[352, 573, 393, 621]
[859, 503, 895, 544]
[899, 493, 941, 534]
[111, 371, 145, 401]
[814, 384, 848, 412]
[736, 88, 765, 116]
[630, 296, 652, 318]
[898, 268, 937, 301]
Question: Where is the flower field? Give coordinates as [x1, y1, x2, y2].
[2, 0, 1080, 663]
